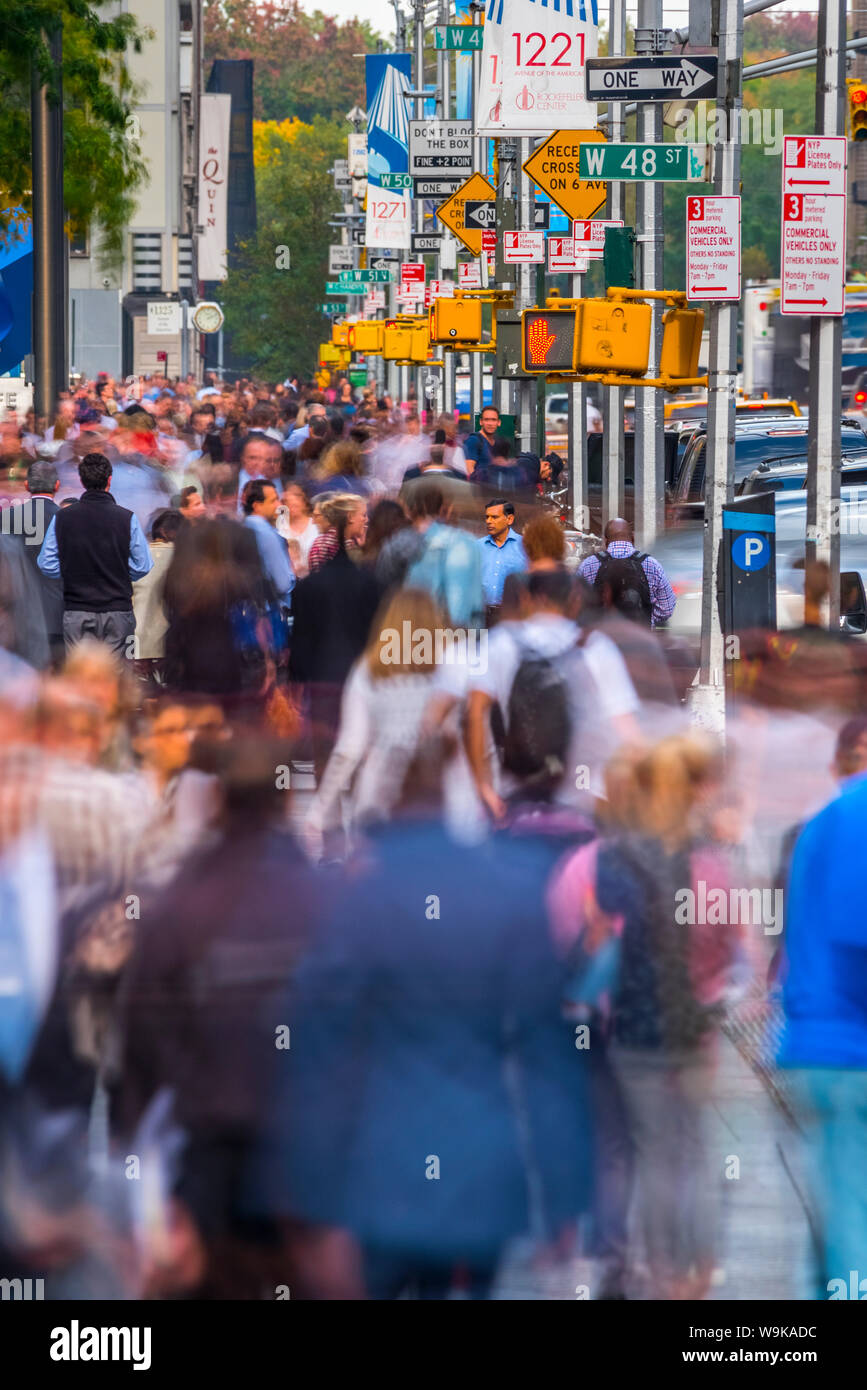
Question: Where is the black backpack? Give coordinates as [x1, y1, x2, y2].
[593, 550, 653, 626]
[495, 633, 589, 799]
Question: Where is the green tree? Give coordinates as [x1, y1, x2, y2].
[0, 0, 149, 265]
[663, 21, 818, 287]
[220, 117, 345, 376]
[204, 1, 383, 122]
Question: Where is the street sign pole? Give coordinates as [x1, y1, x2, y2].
[516, 138, 538, 455]
[602, 0, 626, 531]
[807, 0, 846, 629]
[470, 1, 485, 424]
[438, 0, 455, 422]
[567, 270, 587, 531]
[693, 0, 744, 735]
[633, 4, 665, 551]
[495, 139, 518, 418]
[414, 0, 426, 413]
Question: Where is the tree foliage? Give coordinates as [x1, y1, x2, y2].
[204, 0, 383, 122]
[220, 117, 345, 376]
[0, 0, 149, 265]
[663, 14, 821, 286]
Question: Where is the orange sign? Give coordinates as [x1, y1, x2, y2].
[522, 130, 607, 223]
[436, 172, 496, 256]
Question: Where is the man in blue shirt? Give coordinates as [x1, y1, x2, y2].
[242, 479, 295, 609]
[38, 451, 153, 655]
[478, 499, 527, 610]
[780, 771, 867, 1298]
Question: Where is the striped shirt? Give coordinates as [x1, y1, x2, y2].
[579, 541, 676, 627]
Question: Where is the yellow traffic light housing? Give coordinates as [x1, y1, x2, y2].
[383, 321, 429, 363]
[331, 323, 350, 348]
[521, 309, 579, 373]
[575, 298, 652, 375]
[659, 307, 704, 382]
[429, 297, 483, 345]
[848, 77, 867, 141]
[347, 321, 384, 354]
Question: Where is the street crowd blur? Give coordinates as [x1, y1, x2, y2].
[0, 365, 865, 1302]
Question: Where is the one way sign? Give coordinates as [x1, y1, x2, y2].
[464, 200, 497, 230]
[586, 56, 717, 103]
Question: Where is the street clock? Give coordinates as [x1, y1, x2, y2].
[192, 301, 224, 334]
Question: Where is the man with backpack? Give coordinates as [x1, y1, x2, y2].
[578, 518, 676, 628]
[464, 569, 640, 822]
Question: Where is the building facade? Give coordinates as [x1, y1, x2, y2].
[68, 0, 203, 380]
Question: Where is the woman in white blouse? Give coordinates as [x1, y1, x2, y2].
[277, 481, 319, 577]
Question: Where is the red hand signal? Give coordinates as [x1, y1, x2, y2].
[528, 317, 557, 364]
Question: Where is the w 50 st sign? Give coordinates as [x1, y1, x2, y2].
[477, 0, 599, 136]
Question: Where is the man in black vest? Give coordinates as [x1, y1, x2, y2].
[37, 451, 153, 656]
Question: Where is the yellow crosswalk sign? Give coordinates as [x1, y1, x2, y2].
[436, 172, 496, 256]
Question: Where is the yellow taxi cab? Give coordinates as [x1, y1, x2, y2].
[663, 393, 802, 426]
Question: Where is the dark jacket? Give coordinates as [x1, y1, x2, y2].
[12, 497, 63, 644]
[252, 820, 592, 1258]
[289, 547, 381, 685]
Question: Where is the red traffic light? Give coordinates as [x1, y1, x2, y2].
[521, 309, 578, 373]
[855, 391, 867, 406]
[854, 87, 867, 105]
[758, 301, 767, 312]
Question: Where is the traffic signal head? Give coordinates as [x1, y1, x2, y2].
[849, 78, 867, 140]
[521, 309, 578, 373]
[429, 297, 483, 345]
[332, 322, 350, 348]
[659, 307, 704, 381]
[383, 323, 429, 363]
[347, 321, 384, 354]
[574, 299, 652, 375]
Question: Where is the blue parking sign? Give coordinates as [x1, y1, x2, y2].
[731, 532, 771, 572]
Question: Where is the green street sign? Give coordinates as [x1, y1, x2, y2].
[381, 172, 412, 190]
[349, 367, 368, 387]
[339, 268, 395, 284]
[434, 24, 483, 50]
[318, 301, 347, 313]
[327, 281, 365, 294]
[578, 143, 707, 182]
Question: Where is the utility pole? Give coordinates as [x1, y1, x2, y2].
[515, 139, 537, 455]
[602, 0, 626, 528]
[495, 139, 518, 418]
[413, 0, 426, 415]
[31, 28, 67, 422]
[470, 0, 485, 426]
[633, 1, 665, 549]
[806, 0, 846, 627]
[693, 0, 744, 733]
[567, 270, 587, 530]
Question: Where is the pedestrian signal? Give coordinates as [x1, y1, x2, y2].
[520, 309, 578, 373]
[331, 323, 350, 348]
[347, 321, 384, 353]
[574, 299, 651, 374]
[659, 307, 704, 381]
[383, 323, 429, 362]
[429, 297, 483, 345]
[848, 78, 867, 141]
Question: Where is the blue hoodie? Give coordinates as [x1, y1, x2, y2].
[779, 772, 867, 1069]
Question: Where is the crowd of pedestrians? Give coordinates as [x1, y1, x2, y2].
[0, 366, 863, 1303]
